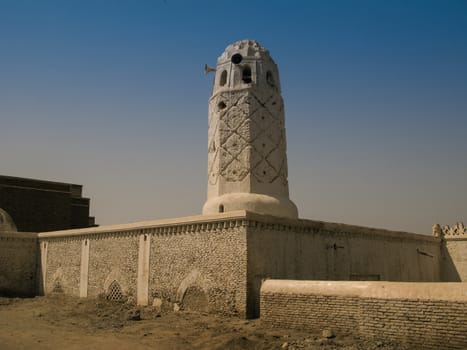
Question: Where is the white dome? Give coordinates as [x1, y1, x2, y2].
[217, 39, 272, 64]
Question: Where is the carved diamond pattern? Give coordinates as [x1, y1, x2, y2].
[253, 160, 278, 183]
[250, 147, 264, 169]
[224, 132, 247, 159]
[237, 119, 262, 143]
[265, 120, 282, 145]
[252, 109, 274, 131]
[254, 133, 276, 158]
[219, 148, 235, 168]
[264, 96, 283, 117]
[245, 93, 262, 116]
[218, 119, 232, 145]
[220, 151, 249, 181]
[207, 89, 289, 184]
[252, 93, 277, 118]
[224, 106, 245, 130]
[265, 147, 281, 168]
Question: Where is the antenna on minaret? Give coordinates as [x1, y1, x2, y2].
[204, 64, 216, 75]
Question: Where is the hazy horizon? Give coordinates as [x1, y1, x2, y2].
[1, 1, 466, 235]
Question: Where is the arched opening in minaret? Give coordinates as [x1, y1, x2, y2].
[242, 66, 252, 84]
[218, 204, 224, 213]
[220, 70, 227, 86]
[266, 71, 275, 87]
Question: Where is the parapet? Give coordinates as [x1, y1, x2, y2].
[433, 222, 467, 239]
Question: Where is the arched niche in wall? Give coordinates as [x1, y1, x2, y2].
[219, 70, 227, 86]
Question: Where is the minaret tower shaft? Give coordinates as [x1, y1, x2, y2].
[203, 40, 298, 218]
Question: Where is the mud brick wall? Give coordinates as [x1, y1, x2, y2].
[360, 298, 467, 349]
[261, 280, 467, 350]
[0, 232, 37, 296]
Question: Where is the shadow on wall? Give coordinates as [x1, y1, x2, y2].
[181, 286, 209, 312]
[0, 230, 38, 297]
[441, 242, 462, 282]
[175, 270, 210, 312]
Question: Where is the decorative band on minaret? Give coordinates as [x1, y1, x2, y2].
[203, 40, 298, 219]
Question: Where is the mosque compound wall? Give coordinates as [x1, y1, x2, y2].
[1, 212, 464, 306]
[1, 211, 465, 348]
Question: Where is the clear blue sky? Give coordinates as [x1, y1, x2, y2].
[1, 0, 466, 234]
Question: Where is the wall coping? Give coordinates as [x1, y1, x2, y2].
[444, 236, 467, 242]
[261, 279, 467, 302]
[37, 210, 439, 243]
[0, 231, 38, 239]
[38, 211, 250, 238]
[247, 212, 439, 243]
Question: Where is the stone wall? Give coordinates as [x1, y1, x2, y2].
[436, 222, 467, 281]
[261, 280, 467, 350]
[43, 238, 81, 295]
[87, 234, 139, 300]
[443, 238, 467, 281]
[149, 224, 247, 315]
[246, 212, 441, 317]
[39, 213, 249, 316]
[0, 232, 37, 296]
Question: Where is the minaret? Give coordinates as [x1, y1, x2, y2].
[203, 40, 298, 219]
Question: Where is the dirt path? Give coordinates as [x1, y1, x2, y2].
[0, 295, 411, 350]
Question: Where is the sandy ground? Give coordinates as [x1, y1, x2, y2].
[0, 295, 414, 350]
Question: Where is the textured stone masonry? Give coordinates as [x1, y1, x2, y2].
[39, 212, 250, 316]
[45, 238, 81, 295]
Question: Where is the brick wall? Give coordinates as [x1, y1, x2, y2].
[261, 280, 467, 350]
[0, 232, 37, 296]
